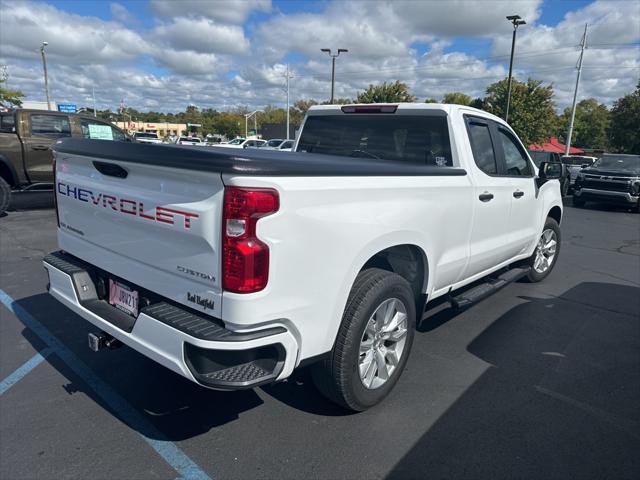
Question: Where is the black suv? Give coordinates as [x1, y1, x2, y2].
[573, 154, 640, 212]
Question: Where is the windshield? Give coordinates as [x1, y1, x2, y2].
[228, 138, 244, 145]
[592, 155, 640, 172]
[297, 114, 452, 165]
[528, 151, 548, 167]
[135, 132, 158, 139]
[280, 140, 293, 149]
[267, 139, 283, 147]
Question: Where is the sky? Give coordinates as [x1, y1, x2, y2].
[1, 0, 638, 113]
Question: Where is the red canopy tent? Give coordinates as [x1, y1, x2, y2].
[528, 137, 584, 155]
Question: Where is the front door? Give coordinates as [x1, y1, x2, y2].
[463, 116, 514, 279]
[494, 125, 540, 258]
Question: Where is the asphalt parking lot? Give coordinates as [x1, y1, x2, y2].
[1, 196, 639, 480]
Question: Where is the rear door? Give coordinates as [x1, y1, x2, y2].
[23, 112, 72, 183]
[463, 116, 513, 277]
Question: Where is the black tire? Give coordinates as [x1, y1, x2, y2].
[311, 268, 416, 411]
[572, 195, 586, 208]
[0, 176, 11, 216]
[523, 217, 561, 283]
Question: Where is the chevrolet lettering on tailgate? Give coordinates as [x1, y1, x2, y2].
[57, 182, 199, 229]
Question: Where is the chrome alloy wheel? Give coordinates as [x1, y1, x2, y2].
[359, 298, 408, 389]
[534, 228, 557, 274]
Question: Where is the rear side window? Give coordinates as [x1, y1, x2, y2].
[0, 114, 16, 132]
[297, 114, 453, 166]
[31, 114, 71, 138]
[467, 122, 497, 174]
[497, 128, 532, 176]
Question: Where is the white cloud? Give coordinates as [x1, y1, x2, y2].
[1, 0, 637, 114]
[153, 17, 250, 55]
[149, 0, 271, 24]
[110, 2, 136, 25]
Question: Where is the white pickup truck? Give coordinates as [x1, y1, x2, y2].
[44, 104, 563, 410]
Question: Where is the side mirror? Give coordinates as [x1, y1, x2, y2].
[539, 161, 562, 180]
[581, 164, 588, 168]
[243, 144, 248, 149]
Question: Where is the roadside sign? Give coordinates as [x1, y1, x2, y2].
[57, 103, 77, 113]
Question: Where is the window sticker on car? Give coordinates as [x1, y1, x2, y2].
[88, 124, 114, 140]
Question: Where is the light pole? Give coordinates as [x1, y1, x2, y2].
[40, 41, 51, 110]
[244, 110, 263, 138]
[321, 48, 348, 104]
[505, 15, 525, 122]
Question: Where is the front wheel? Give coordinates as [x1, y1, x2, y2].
[311, 268, 416, 411]
[523, 217, 561, 282]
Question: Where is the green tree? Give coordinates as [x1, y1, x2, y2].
[558, 98, 610, 149]
[609, 82, 640, 154]
[442, 92, 472, 106]
[356, 81, 417, 103]
[424, 98, 438, 103]
[0, 77, 24, 108]
[483, 78, 558, 146]
[294, 99, 319, 115]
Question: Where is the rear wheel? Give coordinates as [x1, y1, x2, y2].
[523, 217, 561, 283]
[0, 177, 11, 216]
[311, 268, 415, 411]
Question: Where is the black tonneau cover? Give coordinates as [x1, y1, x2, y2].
[53, 138, 467, 177]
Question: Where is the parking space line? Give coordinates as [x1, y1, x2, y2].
[0, 347, 52, 396]
[0, 289, 212, 480]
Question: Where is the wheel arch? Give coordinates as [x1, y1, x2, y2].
[0, 155, 18, 187]
[548, 205, 562, 225]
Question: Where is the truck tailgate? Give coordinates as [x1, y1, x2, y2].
[54, 152, 224, 317]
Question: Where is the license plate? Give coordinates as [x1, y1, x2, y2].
[109, 279, 139, 317]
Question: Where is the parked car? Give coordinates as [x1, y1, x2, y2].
[561, 155, 597, 187]
[0, 109, 128, 215]
[45, 103, 562, 411]
[216, 138, 267, 149]
[220, 137, 245, 145]
[528, 150, 570, 196]
[573, 153, 640, 212]
[133, 131, 162, 145]
[263, 138, 285, 148]
[262, 139, 294, 151]
[176, 136, 204, 146]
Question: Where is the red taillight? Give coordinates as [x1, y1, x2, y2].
[341, 104, 398, 114]
[222, 187, 279, 293]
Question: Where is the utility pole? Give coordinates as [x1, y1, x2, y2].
[92, 86, 97, 117]
[284, 64, 293, 139]
[321, 48, 348, 103]
[40, 42, 51, 110]
[505, 16, 526, 122]
[565, 24, 588, 157]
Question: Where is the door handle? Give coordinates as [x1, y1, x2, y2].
[478, 192, 494, 202]
[513, 190, 525, 198]
[32, 145, 49, 151]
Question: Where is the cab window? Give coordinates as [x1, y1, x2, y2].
[467, 121, 497, 174]
[30, 114, 71, 138]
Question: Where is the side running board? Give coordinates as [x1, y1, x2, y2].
[449, 267, 530, 311]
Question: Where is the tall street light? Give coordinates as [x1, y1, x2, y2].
[505, 15, 526, 122]
[321, 48, 348, 104]
[40, 41, 51, 111]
